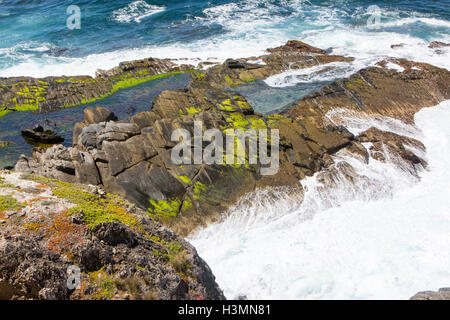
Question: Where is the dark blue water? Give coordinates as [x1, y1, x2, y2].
[0, 0, 448, 77]
[0, 73, 190, 168]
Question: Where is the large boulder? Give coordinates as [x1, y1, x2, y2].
[73, 107, 118, 146]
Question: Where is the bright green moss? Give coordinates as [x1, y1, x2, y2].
[179, 106, 201, 116]
[247, 115, 267, 130]
[22, 175, 139, 229]
[218, 99, 237, 112]
[176, 175, 193, 185]
[0, 109, 11, 118]
[224, 112, 250, 129]
[237, 100, 251, 110]
[0, 71, 185, 118]
[193, 181, 207, 200]
[191, 70, 205, 81]
[148, 198, 181, 218]
[111, 72, 182, 93]
[182, 197, 193, 210]
[0, 195, 25, 212]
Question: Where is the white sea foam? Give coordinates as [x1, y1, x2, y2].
[111, 0, 165, 23]
[191, 100, 450, 300]
[264, 58, 381, 87]
[380, 17, 450, 28]
[385, 62, 405, 72]
[0, 1, 448, 79]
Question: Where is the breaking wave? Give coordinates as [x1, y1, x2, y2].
[191, 100, 450, 300]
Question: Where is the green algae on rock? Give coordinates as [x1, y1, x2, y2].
[0, 57, 195, 118]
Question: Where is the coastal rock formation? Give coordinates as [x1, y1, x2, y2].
[0, 41, 349, 118]
[14, 42, 450, 237]
[0, 58, 192, 118]
[21, 125, 64, 146]
[0, 171, 224, 300]
[411, 288, 450, 300]
[286, 58, 450, 124]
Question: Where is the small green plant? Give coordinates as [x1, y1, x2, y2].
[153, 241, 192, 277]
[0, 195, 25, 212]
[22, 174, 139, 229]
[0, 177, 14, 188]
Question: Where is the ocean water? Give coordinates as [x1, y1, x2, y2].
[1, 0, 450, 300]
[0, 73, 191, 168]
[191, 100, 450, 299]
[0, 0, 449, 77]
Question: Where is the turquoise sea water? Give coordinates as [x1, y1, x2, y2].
[0, 0, 448, 77]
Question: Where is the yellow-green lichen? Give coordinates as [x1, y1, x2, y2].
[224, 112, 250, 129]
[148, 198, 181, 218]
[193, 181, 208, 200]
[0, 195, 25, 213]
[22, 175, 139, 229]
[175, 175, 193, 185]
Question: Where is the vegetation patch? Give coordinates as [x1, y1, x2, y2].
[22, 174, 139, 230]
[43, 210, 88, 253]
[0, 177, 14, 188]
[0, 195, 25, 213]
[153, 241, 192, 277]
[148, 198, 181, 219]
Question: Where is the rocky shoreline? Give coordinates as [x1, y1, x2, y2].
[0, 171, 224, 300]
[1, 40, 449, 299]
[0, 57, 193, 118]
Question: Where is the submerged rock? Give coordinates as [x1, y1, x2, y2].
[0, 141, 14, 148]
[21, 125, 64, 146]
[428, 41, 450, 49]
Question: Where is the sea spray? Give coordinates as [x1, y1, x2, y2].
[190, 100, 450, 299]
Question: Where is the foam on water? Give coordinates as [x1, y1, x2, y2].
[191, 100, 450, 299]
[264, 58, 380, 87]
[1, 0, 448, 78]
[111, 1, 165, 24]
